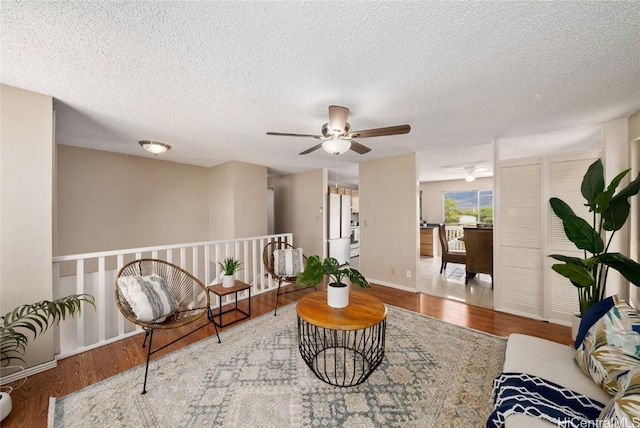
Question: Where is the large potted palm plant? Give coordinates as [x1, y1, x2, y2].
[0, 294, 95, 421]
[549, 159, 640, 317]
[297, 256, 369, 308]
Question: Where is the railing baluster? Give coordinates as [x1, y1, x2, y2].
[52, 233, 293, 359]
[204, 244, 211, 286]
[98, 256, 106, 343]
[116, 254, 125, 337]
[76, 259, 85, 348]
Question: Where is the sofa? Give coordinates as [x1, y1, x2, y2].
[492, 296, 640, 427]
[501, 334, 610, 427]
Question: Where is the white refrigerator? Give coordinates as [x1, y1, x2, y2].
[328, 193, 351, 265]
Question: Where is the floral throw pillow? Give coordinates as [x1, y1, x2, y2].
[598, 366, 640, 425]
[575, 301, 640, 396]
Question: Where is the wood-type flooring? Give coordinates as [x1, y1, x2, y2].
[2, 282, 571, 428]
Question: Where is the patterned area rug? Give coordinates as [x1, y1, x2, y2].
[49, 303, 506, 427]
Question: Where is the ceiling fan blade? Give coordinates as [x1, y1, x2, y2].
[299, 143, 323, 155]
[328, 105, 350, 135]
[348, 140, 371, 154]
[348, 124, 411, 138]
[266, 132, 321, 139]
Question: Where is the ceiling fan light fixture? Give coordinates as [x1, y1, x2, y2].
[465, 173, 476, 182]
[139, 140, 171, 155]
[322, 139, 351, 155]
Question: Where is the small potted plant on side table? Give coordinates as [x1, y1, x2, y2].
[218, 257, 242, 288]
[297, 256, 370, 308]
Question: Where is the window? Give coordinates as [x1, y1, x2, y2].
[443, 190, 493, 225]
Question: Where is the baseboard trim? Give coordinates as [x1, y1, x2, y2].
[0, 360, 57, 386]
[369, 279, 418, 293]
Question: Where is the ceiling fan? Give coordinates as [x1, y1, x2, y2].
[266, 105, 411, 155]
[463, 166, 489, 182]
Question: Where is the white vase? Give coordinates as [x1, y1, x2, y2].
[222, 275, 235, 288]
[0, 392, 12, 422]
[327, 283, 349, 308]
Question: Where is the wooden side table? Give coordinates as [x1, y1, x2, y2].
[207, 280, 251, 327]
[296, 290, 387, 387]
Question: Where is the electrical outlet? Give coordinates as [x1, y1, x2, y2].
[406, 270, 412, 278]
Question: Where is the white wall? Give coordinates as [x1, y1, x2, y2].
[1, 84, 54, 369]
[603, 119, 631, 299]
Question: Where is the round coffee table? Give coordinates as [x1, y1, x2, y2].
[296, 290, 387, 387]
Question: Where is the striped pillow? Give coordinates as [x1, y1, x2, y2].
[118, 274, 179, 323]
[273, 248, 304, 277]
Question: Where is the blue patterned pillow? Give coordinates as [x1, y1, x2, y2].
[575, 295, 618, 348]
[118, 274, 179, 323]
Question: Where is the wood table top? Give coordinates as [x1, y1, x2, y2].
[296, 290, 387, 330]
[207, 280, 251, 296]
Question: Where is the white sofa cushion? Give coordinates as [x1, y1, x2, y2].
[502, 334, 610, 428]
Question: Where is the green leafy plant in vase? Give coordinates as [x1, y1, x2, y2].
[218, 257, 242, 288]
[297, 256, 370, 308]
[549, 159, 640, 317]
[1, 294, 95, 421]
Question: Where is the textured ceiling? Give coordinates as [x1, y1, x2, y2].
[2, 1, 639, 184]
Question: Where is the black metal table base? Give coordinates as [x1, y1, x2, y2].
[297, 316, 386, 387]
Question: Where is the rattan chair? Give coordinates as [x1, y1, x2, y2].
[438, 224, 466, 274]
[463, 227, 494, 288]
[262, 241, 315, 316]
[115, 259, 220, 394]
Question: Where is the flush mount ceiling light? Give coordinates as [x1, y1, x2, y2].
[139, 140, 171, 155]
[322, 139, 352, 155]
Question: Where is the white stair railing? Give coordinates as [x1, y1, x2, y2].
[52, 233, 293, 359]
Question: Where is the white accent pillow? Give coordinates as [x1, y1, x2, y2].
[273, 248, 304, 277]
[118, 274, 179, 323]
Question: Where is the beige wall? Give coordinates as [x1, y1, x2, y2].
[420, 177, 494, 224]
[269, 169, 327, 257]
[56, 145, 210, 255]
[208, 161, 267, 240]
[1, 84, 54, 369]
[359, 153, 418, 290]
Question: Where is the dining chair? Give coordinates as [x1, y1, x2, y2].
[438, 224, 466, 274]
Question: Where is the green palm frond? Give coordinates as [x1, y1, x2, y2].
[1, 294, 95, 367]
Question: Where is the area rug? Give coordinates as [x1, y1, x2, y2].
[49, 303, 506, 427]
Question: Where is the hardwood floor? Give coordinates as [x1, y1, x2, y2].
[2, 282, 571, 428]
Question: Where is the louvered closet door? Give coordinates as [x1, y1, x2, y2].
[546, 157, 599, 324]
[499, 162, 544, 319]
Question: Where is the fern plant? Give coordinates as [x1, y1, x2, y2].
[1, 294, 95, 367]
